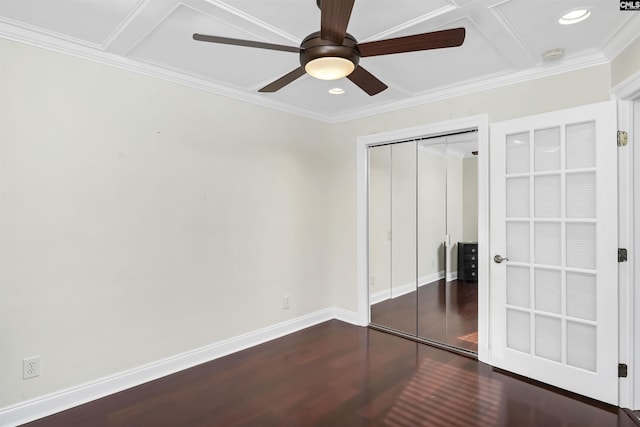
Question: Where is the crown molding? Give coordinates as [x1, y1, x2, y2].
[0, 17, 623, 125]
[0, 20, 332, 123]
[328, 50, 610, 124]
[612, 70, 640, 101]
[601, 13, 640, 61]
[0, 16, 104, 50]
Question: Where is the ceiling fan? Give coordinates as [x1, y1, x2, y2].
[193, 0, 465, 96]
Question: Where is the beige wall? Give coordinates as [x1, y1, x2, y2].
[612, 37, 640, 87]
[446, 157, 464, 275]
[390, 142, 417, 290]
[0, 39, 333, 407]
[463, 156, 479, 242]
[418, 149, 447, 280]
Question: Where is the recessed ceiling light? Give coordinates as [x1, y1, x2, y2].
[329, 87, 345, 95]
[559, 9, 591, 25]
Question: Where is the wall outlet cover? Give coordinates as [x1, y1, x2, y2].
[23, 356, 41, 379]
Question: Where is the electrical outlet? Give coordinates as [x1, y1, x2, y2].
[370, 275, 376, 287]
[283, 295, 290, 310]
[23, 356, 40, 379]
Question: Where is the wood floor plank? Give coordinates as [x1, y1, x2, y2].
[22, 320, 636, 426]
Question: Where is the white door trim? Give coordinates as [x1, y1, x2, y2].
[612, 70, 640, 410]
[356, 114, 491, 362]
[616, 98, 635, 409]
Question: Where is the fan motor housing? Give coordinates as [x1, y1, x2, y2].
[299, 32, 360, 69]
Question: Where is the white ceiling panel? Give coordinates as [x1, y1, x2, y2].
[0, 0, 141, 46]
[495, 0, 634, 60]
[217, 0, 320, 42]
[219, 0, 455, 43]
[128, 4, 300, 90]
[361, 19, 513, 94]
[346, 0, 455, 41]
[0, 0, 638, 122]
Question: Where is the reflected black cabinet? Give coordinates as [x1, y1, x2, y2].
[458, 242, 478, 282]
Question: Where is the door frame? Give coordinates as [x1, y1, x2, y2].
[356, 114, 491, 362]
[612, 71, 640, 410]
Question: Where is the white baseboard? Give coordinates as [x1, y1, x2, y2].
[0, 306, 359, 427]
[332, 307, 361, 325]
[369, 271, 446, 305]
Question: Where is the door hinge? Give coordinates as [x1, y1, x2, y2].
[618, 130, 628, 147]
[619, 248, 628, 262]
[619, 363, 628, 378]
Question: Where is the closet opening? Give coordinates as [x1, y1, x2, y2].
[367, 129, 480, 357]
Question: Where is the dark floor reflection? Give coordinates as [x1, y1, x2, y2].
[371, 278, 478, 351]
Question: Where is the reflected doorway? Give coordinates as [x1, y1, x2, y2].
[368, 130, 479, 354]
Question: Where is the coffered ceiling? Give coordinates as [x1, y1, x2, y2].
[1, 0, 639, 122]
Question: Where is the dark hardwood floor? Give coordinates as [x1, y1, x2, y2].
[371, 278, 478, 352]
[23, 320, 637, 427]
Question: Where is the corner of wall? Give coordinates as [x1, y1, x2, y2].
[612, 36, 640, 89]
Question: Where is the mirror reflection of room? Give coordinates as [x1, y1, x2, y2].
[418, 136, 478, 352]
[369, 132, 479, 353]
[369, 142, 417, 336]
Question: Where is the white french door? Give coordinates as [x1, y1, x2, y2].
[489, 101, 619, 404]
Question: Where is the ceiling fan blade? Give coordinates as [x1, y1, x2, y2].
[320, 0, 355, 44]
[193, 34, 300, 53]
[357, 28, 466, 57]
[347, 66, 388, 96]
[259, 67, 306, 93]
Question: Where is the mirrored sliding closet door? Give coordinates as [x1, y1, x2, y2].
[368, 142, 417, 336]
[369, 132, 479, 354]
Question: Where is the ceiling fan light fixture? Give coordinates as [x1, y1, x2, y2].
[558, 9, 591, 25]
[193, 5, 466, 96]
[305, 57, 355, 80]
